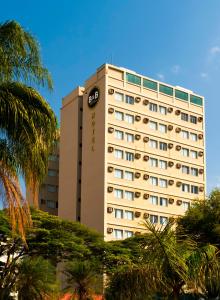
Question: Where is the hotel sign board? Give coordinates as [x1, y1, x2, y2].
[88, 87, 99, 108]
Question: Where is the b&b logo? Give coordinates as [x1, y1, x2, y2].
[88, 87, 99, 108]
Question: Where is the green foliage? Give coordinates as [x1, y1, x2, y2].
[0, 20, 52, 88]
[16, 256, 58, 300]
[177, 189, 220, 247]
[64, 260, 100, 300]
[0, 19, 58, 237]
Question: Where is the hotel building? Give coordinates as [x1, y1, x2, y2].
[58, 63, 206, 241]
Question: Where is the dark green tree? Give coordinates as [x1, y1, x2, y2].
[16, 257, 58, 300]
[177, 189, 220, 247]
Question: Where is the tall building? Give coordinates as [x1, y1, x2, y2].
[59, 63, 206, 241]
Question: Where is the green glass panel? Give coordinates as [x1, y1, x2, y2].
[175, 89, 188, 101]
[190, 95, 203, 106]
[143, 78, 158, 91]
[159, 84, 173, 96]
[126, 73, 141, 85]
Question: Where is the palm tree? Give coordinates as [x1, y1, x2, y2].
[64, 260, 99, 300]
[105, 220, 220, 300]
[15, 256, 58, 300]
[0, 20, 57, 238]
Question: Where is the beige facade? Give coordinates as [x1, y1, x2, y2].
[27, 143, 59, 215]
[59, 64, 206, 241]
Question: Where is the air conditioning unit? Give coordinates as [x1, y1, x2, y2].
[108, 88, 115, 95]
[135, 97, 141, 103]
[107, 227, 113, 233]
[107, 186, 113, 193]
[143, 99, 149, 105]
[143, 136, 149, 143]
[108, 107, 114, 114]
[107, 207, 113, 213]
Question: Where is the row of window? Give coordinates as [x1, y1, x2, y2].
[113, 229, 133, 239]
[113, 149, 200, 176]
[47, 185, 58, 193]
[48, 169, 58, 177]
[149, 196, 190, 210]
[149, 157, 199, 176]
[113, 129, 201, 159]
[149, 102, 199, 124]
[40, 199, 58, 209]
[114, 110, 200, 136]
[125, 72, 203, 106]
[113, 169, 201, 194]
[113, 188, 191, 209]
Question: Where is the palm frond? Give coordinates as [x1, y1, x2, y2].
[0, 20, 52, 89]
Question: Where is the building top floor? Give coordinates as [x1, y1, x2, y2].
[84, 63, 204, 108]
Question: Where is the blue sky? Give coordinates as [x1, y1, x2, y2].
[2, 0, 220, 193]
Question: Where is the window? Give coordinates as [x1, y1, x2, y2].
[114, 149, 123, 159]
[150, 195, 158, 205]
[181, 130, 189, 139]
[125, 191, 134, 200]
[191, 185, 199, 194]
[125, 95, 134, 105]
[150, 176, 158, 186]
[159, 84, 173, 96]
[47, 185, 57, 193]
[124, 171, 134, 181]
[126, 73, 141, 85]
[181, 113, 188, 122]
[160, 216, 168, 225]
[114, 229, 123, 239]
[46, 200, 56, 209]
[182, 184, 190, 193]
[159, 124, 167, 133]
[48, 169, 57, 176]
[191, 168, 198, 176]
[124, 210, 134, 220]
[183, 201, 190, 211]
[159, 142, 167, 151]
[149, 103, 157, 112]
[115, 111, 124, 121]
[115, 92, 124, 102]
[150, 158, 158, 167]
[190, 95, 203, 106]
[182, 165, 190, 174]
[143, 78, 157, 91]
[191, 150, 198, 159]
[125, 114, 134, 124]
[158, 106, 167, 115]
[149, 139, 158, 149]
[149, 121, 157, 130]
[114, 169, 123, 179]
[190, 133, 197, 142]
[160, 198, 168, 206]
[150, 215, 158, 224]
[182, 148, 189, 157]
[125, 133, 134, 142]
[175, 90, 188, 101]
[115, 209, 123, 219]
[115, 130, 124, 140]
[159, 160, 167, 169]
[124, 231, 133, 238]
[190, 115, 197, 124]
[159, 179, 167, 188]
[114, 189, 123, 199]
[49, 155, 58, 161]
[125, 152, 134, 161]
